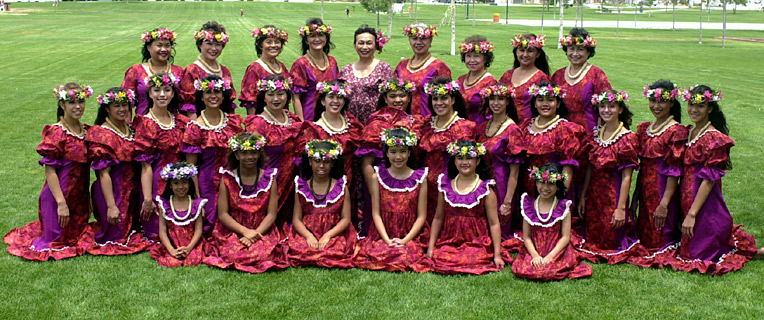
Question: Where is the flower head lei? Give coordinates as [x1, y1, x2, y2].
[194, 78, 232, 93]
[257, 78, 291, 92]
[305, 139, 343, 161]
[194, 30, 229, 44]
[141, 28, 176, 44]
[643, 83, 681, 102]
[375, 30, 389, 52]
[380, 128, 417, 147]
[559, 34, 597, 48]
[591, 90, 629, 105]
[228, 134, 267, 152]
[298, 24, 332, 37]
[682, 86, 722, 104]
[251, 26, 288, 42]
[529, 166, 569, 184]
[459, 41, 494, 54]
[446, 141, 487, 158]
[511, 34, 545, 49]
[424, 81, 460, 96]
[160, 162, 199, 181]
[403, 24, 437, 38]
[316, 82, 352, 97]
[145, 73, 180, 88]
[53, 85, 93, 102]
[97, 89, 136, 106]
[479, 84, 512, 99]
[528, 83, 565, 98]
[378, 78, 416, 94]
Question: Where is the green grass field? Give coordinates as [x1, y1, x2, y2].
[1, 2, 764, 318]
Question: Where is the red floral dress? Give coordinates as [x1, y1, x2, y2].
[498, 69, 550, 121]
[239, 60, 291, 111]
[457, 72, 496, 127]
[121, 63, 184, 115]
[150, 197, 207, 267]
[179, 62, 237, 114]
[395, 58, 451, 117]
[290, 55, 339, 121]
[550, 65, 611, 132]
[339, 61, 394, 123]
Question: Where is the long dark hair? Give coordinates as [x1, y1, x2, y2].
[56, 82, 84, 122]
[254, 25, 286, 57]
[536, 162, 567, 200]
[145, 72, 181, 115]
[596, 89, 633, 130]
[529, 81, 570, 119]
[313, 80, 350, 122]
[446, 140, 494, 180]
[562, 27, 596, 58]
[376, 80, 413, 114]
[195, 21, 227, 52]
[690, 85, 731, 170]
[382, 128, 419, 169]
[142, 37, 176, 65]
[460, 35, 494, 68]
[299, 141, 345, 180]
[480, 83, 518, 124]
[94, 87, 128, 125]
[649, 79, 682, 123]
[255, 74, 292, 115]
[426, 77, 468, 119]
[512, 33, 550, 75]
[301, 18, 335, 55]
[226, 132, 269, 170]
[194, 74, 234, 116]
[161, 177, 197, 200]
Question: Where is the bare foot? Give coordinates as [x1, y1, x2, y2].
[757, 247, 764, 259]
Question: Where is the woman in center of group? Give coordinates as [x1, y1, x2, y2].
[499, 33, 550, 121]
[290, 18, 338, 121]
[396, 23, 451, 117]
[457, 35, 496, 126]
[240, 25, 291, 115]
[339, 25, 393, 123]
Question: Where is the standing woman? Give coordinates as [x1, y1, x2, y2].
[396, 23, 451, 117]
[476, 83, 524, 239]
[578, 90, 643, 264]
[240, 25, 290, 115]
[5, 84, 94, 261]
[180, 21, 236, 119]
[339, 25, 393, 124]
[182, 75, 244, 233]
[499, 33, 550, 121]
[122, 28, 184, 116]
[457, 35, 497, 126]
[551, 28, 611, 132]
[290, 18, 339, 121]
[87, 87, 149, 255]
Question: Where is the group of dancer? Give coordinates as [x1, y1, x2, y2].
[4, 19, 761, 280]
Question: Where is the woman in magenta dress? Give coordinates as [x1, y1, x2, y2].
[339, 25, 394, 123]
[150, 162, 206, 267]
[203, 133, 289, 273]
[87, 87, 148, 255]
[240, 25, 291, 115]
[355, 128, 428, 272]
[244, 75, 302, 225]
[577, 90, 644, 264]
[457, 35, 497, 126]
[122, 28, 184, 116]
[476, 83, 524, 239]
[288, 140, 357, 268]
[396, 23, 451, 117]
[419, 77, 476, 223]
[182, 75, 244, 233]
[5, 84, 94, 261]
[290, 18, 339, 121]
[425, 140, 505, 274]
[513, 163, 592, 281]
[633, 80, 687, 253]
[551, 28, 611, 132]
[180, 21, 237, 118]
[499, 33, 550, 121]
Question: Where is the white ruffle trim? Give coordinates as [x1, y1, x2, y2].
[316, 119, 349, 136]
[374, 166, 428, 193]
[437, 173, 496, 209]
[431, 116, 464, 133]
[295, 175, 347, 208]
[645, 121, 678, 138]
[576, 238, 641, 257]
[146, 113, 177, 130]
[519, 193, 571, 227]
[592, 125, 630, 147]
[155, 196, 207, 226]
[94, 230, 140, 247]
[53, 122, 87, 139]
[219, 167, 278, 199]
[686, 127, 719, 147]
[190, 112, 230, 132]
[257, 113, 293, 127]
[100, 123, 135, 141]
[526, 117, 566, 136]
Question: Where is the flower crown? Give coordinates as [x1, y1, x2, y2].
[305, 139, 343, 161]
[160, 162, 199, 181]
[97, 89, 136, 106]
[529, 166, 569, 184]
[591, 91, 629, 105]
[528, 83, 565, 98]
[559, 34, 597, 48]
[316, 82, 352, 97]
[378, 78, 416, 94]
[257, 79, 291, 92]
[643, 84, 681, 102]
[141, 28, 176, 43]
[194, 30, 229, 44]
[375, 30, 389, 52]
[251, 26, 288, 42]
[298, 24, 332, 37]
[53, 85, 93, 102]
[194, 78, 232, 92]
[511, 34, 546, 49]
[403, 24, 437, 38]
[228, 135, 267, 152]
[424, 81, 460, 96]
[446, 141, 487, 158]
[479, 84, 512, 98]
[459, 41, 494, 54]
[682, 86, 722, 104]
[380, 128, 417, 147]
[145, 73, 180, 87]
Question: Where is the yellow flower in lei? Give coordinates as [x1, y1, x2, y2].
[446, 141, 487, 158]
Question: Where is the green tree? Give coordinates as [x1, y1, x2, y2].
[361, 0, 389, 13]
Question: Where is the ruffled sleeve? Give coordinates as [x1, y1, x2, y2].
[617, 132, 640, 171]
[697, 133, 734, 181]
[558, 121, 584, 168]
[289, 58, 309, 94]
[181, 121, 202, 154]
[662, 124, 688, 176]
[37, 125, 65, 167]
[356, 117, 385, 158]
[503, 124, 525, 163]
[132, 114, 159, 162]
[239, 62, 262, 109]
[434, 60, 452, 79]
[121, 65, 140, 93]
[86, 126, 119, 170]
[179, 64, 201, 113]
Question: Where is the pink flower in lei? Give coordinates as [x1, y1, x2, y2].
[141, 28, 177, 43]
[316, 82, 352, 97]
[145, 73, 180, 88]
[681, 86, 722, 104]
[375, 30, 389, 52]
[251, 26, 289, 43]
[591, 91, 629, 105]
[194, 78, 233, 92]
[479, 84, 512, 99]
[257, 79, 291, 92]
[298, 24, 332, 37]
[97, 89, 137, 106]
[642, 84, 682, 102]
[403, 24, 437, 38]
[559, 34, 597, 48]
[510, 34, 545, 49]
[424, 81, 460, 96]
[528, 83, 565, 98]
[459, 41, 494, 54]
[53, 85, 94, 102]
[194, 30, 229, 45]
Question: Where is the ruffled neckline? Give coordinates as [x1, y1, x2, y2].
[295, 175, 347, 207]
[218, 167, 278, 199]
[257, 111, 294, 127]
[437, 173, 495, 209]
[519, 193, 570, 227]
[430, 116, 465, 133]
[53, 122, 87, 139]
[645, 120, 679, 138]
[527, 117, 566, 136]
[592, 125, 631, 147]
[98, 123, 135, 141]
[145, 112, 177, 130]
[375, 166, 428, 192]
[191, 112, 230, 132]
[155, 196, 207, 226]
[686, 126, 719, 147]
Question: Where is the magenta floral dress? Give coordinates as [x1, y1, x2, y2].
[339, 61, 394, 123]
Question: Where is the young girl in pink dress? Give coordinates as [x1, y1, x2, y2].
[355, 128, 428, 272]
[457, 36, 497, 126]
[396, 23, 451, 117]
[499, 33, 550, 121]
[150, 162, 206, 267]
[240, 25, 290, 115]
[5, 83, 94, 261]
[290, 18, 339, 121]
[512, 163, 592, 281]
